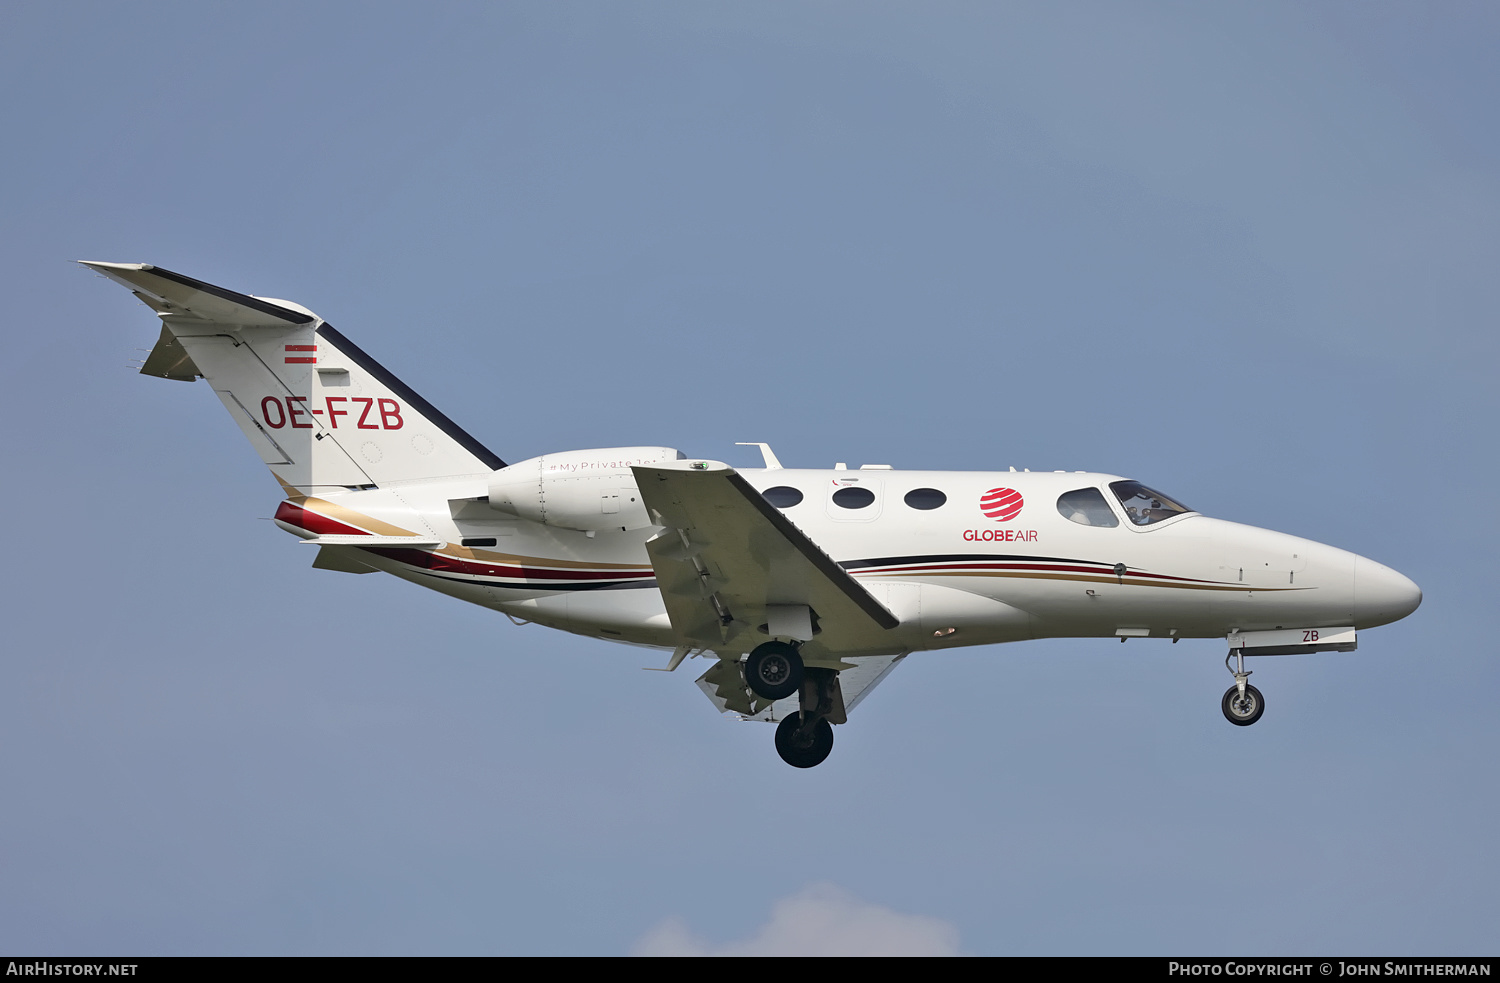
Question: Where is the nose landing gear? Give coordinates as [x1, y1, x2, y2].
[1222, 681, 1264, 725]
[1221, 648, 1265, 726]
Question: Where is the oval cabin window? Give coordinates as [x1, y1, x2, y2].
[761, 486, 804, 508]
[903, 488, 947, 510]
[832, 487, 876, 509]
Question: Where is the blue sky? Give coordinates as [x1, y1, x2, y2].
[1, 1, 1495, 955]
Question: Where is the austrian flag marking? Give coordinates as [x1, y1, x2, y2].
[980, 487, 1024, 522]
[284, 344, 317, 364]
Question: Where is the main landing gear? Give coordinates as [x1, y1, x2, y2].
[746, 642, 842, 768]
[1221, 648, 1265, 726]
[745, 640, 803, 702]
[775, 713, 834, 768]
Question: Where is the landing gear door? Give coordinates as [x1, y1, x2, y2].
[1230, 626, 1357, 655]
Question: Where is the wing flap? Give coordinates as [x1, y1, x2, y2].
[698, 652, 907, 722]
[695, 658, 774, 717]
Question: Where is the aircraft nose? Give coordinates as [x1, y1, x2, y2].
[1353, 556, 1422, 628]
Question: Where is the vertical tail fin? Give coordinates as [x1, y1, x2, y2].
[84, 262, 504, 493]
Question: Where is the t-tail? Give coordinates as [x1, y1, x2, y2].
[84, 262, 505, 494]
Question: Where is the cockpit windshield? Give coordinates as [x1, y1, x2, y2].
[1109, 480, 1193, 526]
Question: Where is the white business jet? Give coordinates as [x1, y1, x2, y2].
[85, 262, 1422, 768]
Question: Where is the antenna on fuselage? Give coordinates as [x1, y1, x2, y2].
[735, 442, 783, 469]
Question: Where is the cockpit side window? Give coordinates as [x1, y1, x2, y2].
[1057, 487, 1119, 527]
[1109, 480, 1192, 526]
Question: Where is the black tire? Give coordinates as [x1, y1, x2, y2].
[1222, 683, 1265, 726]
[745, 641, 803, 701]
[775, 713, 834, 768]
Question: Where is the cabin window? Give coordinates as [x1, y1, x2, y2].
[832, 487, 876, 509]
[1056, 488, 1118, 527]
[903, 488, 947, 510]
[761, 486, 804, 508]
[1109, 480, 1192, 526]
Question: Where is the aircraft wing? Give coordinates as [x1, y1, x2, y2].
[633, 459, 899, 662]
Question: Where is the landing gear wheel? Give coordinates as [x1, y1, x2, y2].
[745, 641, 803, 701]
[775, 712, 834, 768]
[1222, 683, 1265, 726]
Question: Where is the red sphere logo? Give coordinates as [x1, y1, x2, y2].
[980, 487, 1024, 522]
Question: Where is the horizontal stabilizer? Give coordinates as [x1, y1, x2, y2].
[81, 261, 315, 327]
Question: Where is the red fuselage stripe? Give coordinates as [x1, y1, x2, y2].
[275, 500, 365, 537]
[367, 547, 653, 581]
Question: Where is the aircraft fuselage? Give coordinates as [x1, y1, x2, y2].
[273, 465, 1421, 658]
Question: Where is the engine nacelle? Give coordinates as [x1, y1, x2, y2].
[487, 446, 683, 532]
